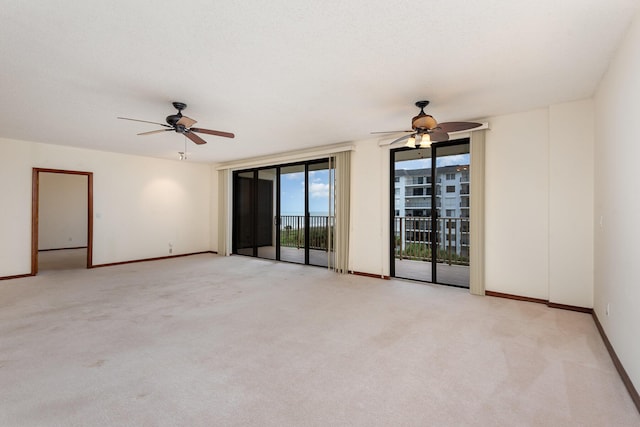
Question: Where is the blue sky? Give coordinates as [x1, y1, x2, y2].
[396, 153, 469, 170]
[280, 170, 331, 215]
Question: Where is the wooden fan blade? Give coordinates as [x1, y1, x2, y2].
[371, 130, 413, 135]
[177, 116, 197, 127]
[437, 121, 482, 133]
[430, 131, 450, 142]
[185, 131, 207, 145]
[138, 129, 173, 136]
[191, 127, 235, 138]
[117, 117, 171, 128]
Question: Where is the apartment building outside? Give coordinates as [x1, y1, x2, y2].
[394, 165, 470, 262]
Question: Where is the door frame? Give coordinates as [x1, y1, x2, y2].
[31, 168, 94, 275]
[389, 138, 471, 286]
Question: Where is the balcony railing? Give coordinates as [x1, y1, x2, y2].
[279, 215, 334, 251]
[394, 216, 470, 265]
[277, 215, 468, 264]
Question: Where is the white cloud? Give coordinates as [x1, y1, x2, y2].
[285, 172, 304, 180]
[396, 154, 469, 170]
[436, 154, 469, 167]
[309, 182, 330, 198]
[397, 158, 430, 169]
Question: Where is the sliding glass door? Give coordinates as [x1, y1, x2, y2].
[390, 139, 471, 287]
[233, 159, 334, 267]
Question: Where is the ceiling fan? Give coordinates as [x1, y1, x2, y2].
[117, 102, 235, 145]
[372, 100, 482, 148]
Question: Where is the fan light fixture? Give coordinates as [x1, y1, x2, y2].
[405, 133, 431, 149]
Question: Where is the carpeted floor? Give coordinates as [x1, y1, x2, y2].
[37, 248, 87, 272]
[1, 254, 638, 426]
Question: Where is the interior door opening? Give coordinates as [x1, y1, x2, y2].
[390, 139, 470, 288]
[31, 168, 93, 275]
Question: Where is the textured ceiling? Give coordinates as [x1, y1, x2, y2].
[1, 0, 638, 163]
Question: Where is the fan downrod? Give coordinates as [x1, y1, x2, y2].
[172, 102, 187, 112]
[415, 100, 429, 111]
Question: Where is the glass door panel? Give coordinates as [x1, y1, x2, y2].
[392, 147, 433, 282]
[257, 168, 277, 260]
[434, 143, 470, 287]
[279, 164, 306, 264]
[234, 171, 254, 256]
[308, 160, 334, 267]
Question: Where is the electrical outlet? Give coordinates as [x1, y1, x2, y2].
[606, 303, 610, 316]
[169, 248, 173, 254]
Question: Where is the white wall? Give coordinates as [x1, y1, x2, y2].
[548, 100, 594, 307]
[594, 12, 640, 395]
[38, 172, 88, 250]
[0, 139, 33, 276]
[0, 138, 211, 277]
[484, 109, 550, 300]
[349, 138, 390, 277]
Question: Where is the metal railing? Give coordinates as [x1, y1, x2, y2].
[279, 215, 334, 251]
[394, 216, 470, 265]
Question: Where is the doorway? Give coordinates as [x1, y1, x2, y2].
[232, 158, 334, 267]
[31, 168, 93, 274]
[390, 139, 470, 287]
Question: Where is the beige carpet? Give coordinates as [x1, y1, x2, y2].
[0, 254, 638, 426]
[37, 248, 87, 271]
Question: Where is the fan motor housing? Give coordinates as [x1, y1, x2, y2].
[412, 113, 437, 130]
[166, 114, 181, 126]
